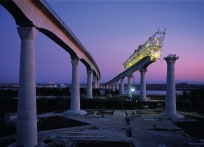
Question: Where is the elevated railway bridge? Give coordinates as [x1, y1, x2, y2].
[0, 0, 100, 146]
[101, 29, 166, 100]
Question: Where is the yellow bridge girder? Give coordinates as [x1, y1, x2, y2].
[123, 29, 165, 70]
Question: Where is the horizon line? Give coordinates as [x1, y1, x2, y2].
[0, 80, 204, 85]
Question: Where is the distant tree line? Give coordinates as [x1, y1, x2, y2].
[0, 87, 101, 97]
[36, 88, 70, 96]
[1, 87, 204, 119]
[144, 83, 204, 90]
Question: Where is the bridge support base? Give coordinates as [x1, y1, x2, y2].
[64, 110, 87, 115]
[158, 113, 184, 120]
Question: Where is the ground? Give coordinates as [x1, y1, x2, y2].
[36, 109, 204, 147]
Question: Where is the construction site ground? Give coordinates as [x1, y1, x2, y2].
[37, 109, 204, 147]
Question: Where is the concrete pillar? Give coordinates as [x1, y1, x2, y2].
[140, 69, 147, 101]
[109, 84, 112, 90]
[64, 58, 86, 115]
[120, 78, 124, 95]
[86, 69, 93, 98]
[163, 54, 183, 119]
[96, 80, 99, 88]
[70, 58, 80, 112]
[93, 75, 98, 89]
[16, 26, 38, 147]
[128, 75, 133, 98]
[116, 81, 119, 91]
[112, 83, 116, 92]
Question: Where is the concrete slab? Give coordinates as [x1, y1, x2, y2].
[37, 110, 202, 147]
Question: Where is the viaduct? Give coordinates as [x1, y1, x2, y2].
[101, 29, 166, 100]
[0, 1, 183, 146]
[0, 0, 100, 146]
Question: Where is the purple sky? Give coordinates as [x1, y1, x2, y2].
[0, 1, 204, 84]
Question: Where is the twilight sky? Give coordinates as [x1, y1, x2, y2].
[0, 1, 204, 84]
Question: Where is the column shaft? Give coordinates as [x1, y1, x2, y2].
[128, 75, 133, 98]
[93, 75, 98, 89]
[17, 27, 38, 147]
[86, 69, 93, 98]
[140, 69, 147, 101]
[164, 54, 179, 117]
[120, 78, 124, 95]
[70, 58, 80, 112]
[112, 83, 115, 92]
[109, 84, 112, 90]
[116, 81, 119, 91]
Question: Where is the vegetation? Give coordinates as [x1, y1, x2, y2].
[38, 116, 88, 131]
[0, 116, 88, 144]
[0, 87, 204, 116]
[175, 120, 204, 139]
[177, 88, 204, 114]
[0, 86, 204, 139]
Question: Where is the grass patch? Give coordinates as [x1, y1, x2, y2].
[38, 116, 89, 131]
[0, 116, 88, 138]
[137, 108, 164, 115]
[73, 141, 134, 147]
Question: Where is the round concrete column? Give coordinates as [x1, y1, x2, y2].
[163, 54, 183, 119]
[112, 83, 116, 92]
[116, 81, 119, 91]
[108, 84, 113, 90]
[120, 78, 124, 95]
[128, 75, 133, 98]
[17, 26, 38, 147]
[93, 75, 98, 89]
[140, 69, 147, 101]
[108, 85, 110, 90]
[86, 69, 93, 98]
[70, 58, 80, 112]
[64, 58, 86, 115]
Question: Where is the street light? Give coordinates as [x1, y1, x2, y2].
[130, 88, 135, 98]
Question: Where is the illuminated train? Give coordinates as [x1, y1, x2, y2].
[123, 29, 166, 70]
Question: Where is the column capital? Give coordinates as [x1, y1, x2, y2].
[164, 54, 179, 62]
[140, 68, 148, 73]
[93, 74, 98, 81]
[127, 74, 133, 78]
[71, 58, 80, 65]
[17, 26, 38, 40]
[87, 69, 93, 73]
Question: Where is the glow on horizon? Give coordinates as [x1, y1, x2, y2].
[0, 1, 204, 84]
